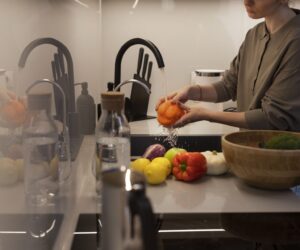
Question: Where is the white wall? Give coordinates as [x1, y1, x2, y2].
[0, 0, 101, 103]
[101, 0, 258, 115]
[101, 0, 300, 115]
[1, 0, 300, 115]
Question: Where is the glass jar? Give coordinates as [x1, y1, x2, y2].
[93, 92, 130, 196]
[22, 93, 60, 205]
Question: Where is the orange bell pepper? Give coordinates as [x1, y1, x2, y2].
[157, 100, 185, 126]
[0, 98, 26, 127]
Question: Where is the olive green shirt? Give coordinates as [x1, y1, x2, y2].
[213, 9, 300, 131]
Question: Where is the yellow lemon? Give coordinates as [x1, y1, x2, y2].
[15, 158, 24, 181]
[130, 158, 151, 174]
[144, 162, 167, 185]
[152, 157, 172, 176]
[0, 157, 19, 186]
[49, 155, 59, 179]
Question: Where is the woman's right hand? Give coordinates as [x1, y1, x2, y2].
[155, 85, 191, 110]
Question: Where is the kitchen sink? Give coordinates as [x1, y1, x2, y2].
[130, 134, 222, 156]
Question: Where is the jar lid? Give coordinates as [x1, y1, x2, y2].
[101, 91, 124, 111]
[27, 92, 52, 112]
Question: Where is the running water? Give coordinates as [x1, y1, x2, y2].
[159, 68, 179, 147]
[163, 127, 179, 147]
[160, 68, 168, 101]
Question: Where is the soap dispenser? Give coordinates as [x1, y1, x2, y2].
[76, 82, 96, 135]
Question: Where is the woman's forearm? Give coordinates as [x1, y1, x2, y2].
[188, 84, 218, 103]
[206, 110, 248, 128]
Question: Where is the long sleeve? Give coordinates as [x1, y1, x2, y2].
[212, 42, 244, 103]
[211, 13, 300, 131]
[246, 37, 300, 131]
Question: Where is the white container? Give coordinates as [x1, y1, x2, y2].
[190, 69, 237, 111]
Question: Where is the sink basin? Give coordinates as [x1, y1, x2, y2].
[130, 135, 222, 156]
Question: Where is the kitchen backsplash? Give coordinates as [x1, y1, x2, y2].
[0, 0, 101, 102]
[1, 0, 300, 115]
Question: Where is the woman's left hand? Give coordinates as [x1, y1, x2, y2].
[172, 104, 210, 128]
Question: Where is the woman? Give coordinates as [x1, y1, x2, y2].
[157, 0, 300, 131]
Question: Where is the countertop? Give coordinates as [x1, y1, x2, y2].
[78, 118, 300, 214]
[78, 136, 300, 215]
[1, 120, 300, 249]
[129, 118, 238, 135]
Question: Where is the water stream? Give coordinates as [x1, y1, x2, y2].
[158, 68, 179, 147]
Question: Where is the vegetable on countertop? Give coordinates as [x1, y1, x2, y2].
[0, 157, 19, 186]
[144, 161, 167, 185]
[142, 144, 166, 160]
[201, 151, 228, 175]
[261, 133, 300, 150]
[0, 98, 26, 127]
[172, 152, 207, 182]
[164, 147, 187, 167]
[157, 100, 185, 126]
[152, 157, 172, 176]
[130, 158, 151, 173]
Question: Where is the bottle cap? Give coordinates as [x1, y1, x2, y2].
[101, 92, 124, 111]
[81, 82, 88, 95]
[27, 92, 52, 112]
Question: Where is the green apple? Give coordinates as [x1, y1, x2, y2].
[164, 148, 187, 166]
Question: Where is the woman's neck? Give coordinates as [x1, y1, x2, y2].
[265, 6, 296, 34]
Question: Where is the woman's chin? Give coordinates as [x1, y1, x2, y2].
[247, 12, 260, 19]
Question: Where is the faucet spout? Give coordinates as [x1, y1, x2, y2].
[114, 79, 151, 94]
[114, 38, 165, 90]
[18, 37, 75, 112]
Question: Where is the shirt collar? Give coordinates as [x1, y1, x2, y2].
[259, 8, 300, 40]
[259, 23, 269, 40]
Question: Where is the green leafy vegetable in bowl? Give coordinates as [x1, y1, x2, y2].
[261, 133, 300, 150]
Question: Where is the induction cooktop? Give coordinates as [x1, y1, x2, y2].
[72, 213, 300, 250]
[0, 214, 63, 250]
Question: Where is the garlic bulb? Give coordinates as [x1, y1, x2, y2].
[202, 151, 228, 175]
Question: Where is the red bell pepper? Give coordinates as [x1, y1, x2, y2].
[172, 152, 207, 182]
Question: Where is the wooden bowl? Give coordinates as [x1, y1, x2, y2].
[221, 130, 300, 190]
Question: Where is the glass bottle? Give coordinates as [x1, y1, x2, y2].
[76, 82, 96, 135]
[93, 92, 130, 196]
[22, 92, 60, 205]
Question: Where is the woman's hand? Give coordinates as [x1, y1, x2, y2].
[155, 85, 195, 111]
[172, 104, 210, 128]
[173, 104, 248, 129]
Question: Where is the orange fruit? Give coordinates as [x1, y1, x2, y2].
[0, 99, 26, 127]
[157, 100, 185, 126]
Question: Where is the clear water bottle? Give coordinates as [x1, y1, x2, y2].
[93, 92, 130, 196]
[22, 93, 60, 205]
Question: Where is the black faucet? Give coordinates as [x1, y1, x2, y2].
[18, 37, 76, 113]
[109, 37, 165, 91]
[18, 37, 83, 160]
[19, 37, 75, 112]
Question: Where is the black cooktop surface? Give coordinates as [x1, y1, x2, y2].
[72, 213, 300, 250]
[0, 214, 63, 250]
